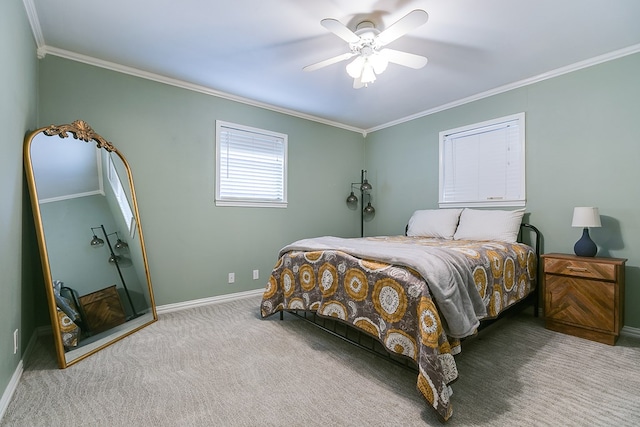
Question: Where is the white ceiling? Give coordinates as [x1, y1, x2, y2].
[26, 0, 640, 133]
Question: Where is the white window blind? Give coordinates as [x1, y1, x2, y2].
[439, 113, 525, 208]
[215, 121, 287, 207]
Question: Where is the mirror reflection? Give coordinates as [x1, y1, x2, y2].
[24, 120, 157, 368]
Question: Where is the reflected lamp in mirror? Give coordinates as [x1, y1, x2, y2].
[571, 207, 601, 257]
[90, 234, 105, 247]
[345, 169, 375, 237]
[90, 224, 139, 318]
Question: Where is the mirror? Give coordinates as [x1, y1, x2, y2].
[24, 120, 157, 368]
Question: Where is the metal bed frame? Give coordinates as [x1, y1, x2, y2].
[280, 223, 542, 372]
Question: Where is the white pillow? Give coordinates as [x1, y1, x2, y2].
[406, 209, 463, 240]
[453, 208, 525, 243]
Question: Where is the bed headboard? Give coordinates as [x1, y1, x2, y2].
[403, 222, 541, 258]
[519, 223, 541, 258]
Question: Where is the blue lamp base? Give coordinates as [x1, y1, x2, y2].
[574, 227, 597, 257]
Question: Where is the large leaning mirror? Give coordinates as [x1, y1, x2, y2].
[24, 120, 157, 368]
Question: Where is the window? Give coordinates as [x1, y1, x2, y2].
[439, 113, 525, 208]
[108, 153, 136, 235]
[215, 121, 287, 207]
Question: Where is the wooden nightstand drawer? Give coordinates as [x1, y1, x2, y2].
[543, 256, 616, 281]
[545, 275, 615, 332]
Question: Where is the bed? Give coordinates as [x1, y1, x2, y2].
[260, 208, 540, 421]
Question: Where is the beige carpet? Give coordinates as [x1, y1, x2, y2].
[2, 295, 639, 426]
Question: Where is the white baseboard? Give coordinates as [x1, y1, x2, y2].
[0, 329, 38, 421]
[621, 325, 640, 339]
[156, 288, 264, 315]
[0, 361, 22, 422]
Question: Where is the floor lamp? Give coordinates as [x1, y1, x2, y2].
[346, 170, 375, 237]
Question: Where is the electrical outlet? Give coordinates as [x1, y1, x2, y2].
[228, 272, 235, 283]
[13, 329, 18, 354]
[252, 269, 259, 280]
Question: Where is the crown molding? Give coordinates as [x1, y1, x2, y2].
[366, 43, 640, 134]
[38, 46, 366, 135]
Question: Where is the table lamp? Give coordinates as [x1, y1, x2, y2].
[571, 207, 601, 257]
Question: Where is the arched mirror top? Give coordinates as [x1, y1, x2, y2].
[42, 120, 116, 151]
[24, 120, 157, 369]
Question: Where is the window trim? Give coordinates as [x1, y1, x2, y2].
[438, 112, 526, 208]
[107, 153, 136, 236]
[215, 120, 288, 208]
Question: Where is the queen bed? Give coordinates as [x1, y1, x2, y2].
[260, 208, 540, 421]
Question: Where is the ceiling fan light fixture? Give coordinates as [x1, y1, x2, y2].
[360, 63, 377, 84]
[369, 53, 388, 74]
[346, 56, 365, 78]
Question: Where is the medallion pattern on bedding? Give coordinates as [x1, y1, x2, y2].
[261, 236, 536, 421]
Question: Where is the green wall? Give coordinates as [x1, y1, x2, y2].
[365, 53, 640, 329]
[37, 55, 365, 306]
[0, 0, 38, 407]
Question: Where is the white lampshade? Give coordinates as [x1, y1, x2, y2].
[571, 207, 601, 228]
[346, 56, 365, 79]
[360, 63, 377, 84]
[369, 53, 389, 74]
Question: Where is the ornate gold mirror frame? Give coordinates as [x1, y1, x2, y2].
[24, 120, 157, 368]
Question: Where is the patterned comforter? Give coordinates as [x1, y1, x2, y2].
[260, 236, 537, 421]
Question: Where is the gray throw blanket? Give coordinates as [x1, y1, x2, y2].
[280, 236, 487, 338]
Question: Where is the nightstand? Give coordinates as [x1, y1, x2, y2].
[79, 285, 127, 335]
[542, 253, 626, 345]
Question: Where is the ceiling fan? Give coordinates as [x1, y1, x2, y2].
[304, 9, 429, 89]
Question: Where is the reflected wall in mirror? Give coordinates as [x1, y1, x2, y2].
[24, 120, 157, 368]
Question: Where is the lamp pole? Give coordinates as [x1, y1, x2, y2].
[98, 224, 138, 318]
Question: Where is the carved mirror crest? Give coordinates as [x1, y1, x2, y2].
[24, 120, 157, 368]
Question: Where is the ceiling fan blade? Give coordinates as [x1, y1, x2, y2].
[321, 18, 360, 43]
[303, 52, 357, 72]
[376, 9, 428, 46]
[379, 48, 428, 69]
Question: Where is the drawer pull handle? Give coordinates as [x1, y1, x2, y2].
[566, 266, 589, 272]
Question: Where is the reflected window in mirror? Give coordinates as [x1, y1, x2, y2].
[107, 152, 135, 236]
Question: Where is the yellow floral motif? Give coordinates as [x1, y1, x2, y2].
[385, 329, 417, 360]
[360, 259, 390, 271]
[489, 288, 503, 317]
[318, 263, 338, 297]
[319, 300, 347, 320]
[263, 275, 278, 299]
[417, 297, 441, 347]
[304, 251, 323, 262]
[527, 252, 537, 280]
[473, 266, 488, 299]
[287, 297, 305, 310]
[354, 317, 380, 338]
[299, 264, 315, 291]
[504, 257, 515, 291]
[416, 373, 436, 409]
[344, 268, 368, 301]
[513, 245, 529, 268]
[372, 278, 407, 323]
[281, 268, 295, 298]
[487, 250, 503, 278]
